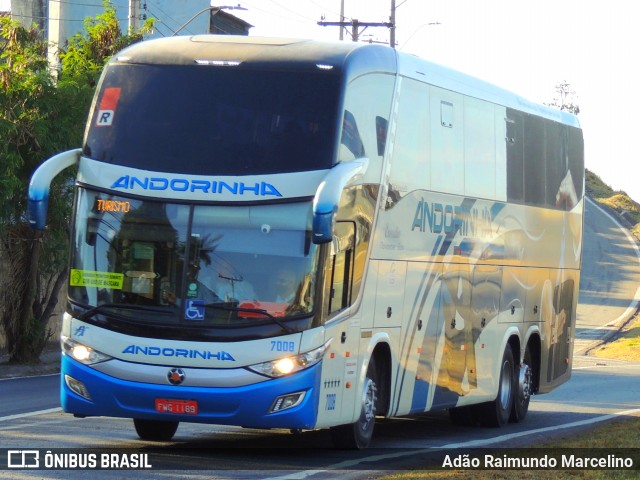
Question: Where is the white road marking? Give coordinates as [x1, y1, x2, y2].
[0, 408, 62, 423]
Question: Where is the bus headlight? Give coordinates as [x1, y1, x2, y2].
[248, 341, 331, 378]
[61, 335, 112, 365]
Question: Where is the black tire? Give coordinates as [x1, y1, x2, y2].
[133, 418, 179, 441]
[510, 345, 533, 423]
[330, 358, 378, 449]
[478, 344, 515, 427]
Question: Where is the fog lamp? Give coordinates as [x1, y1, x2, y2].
[65, 374, 92, 400]
[269, 392, 305, 413]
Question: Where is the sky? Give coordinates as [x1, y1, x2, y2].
[225, 0, 639, 201]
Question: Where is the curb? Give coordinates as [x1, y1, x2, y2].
[0, 350, 61, 380]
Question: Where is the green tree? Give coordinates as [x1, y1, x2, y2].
[0, 17, 78, 363]
[0, 2, 153, 363]
[60, 0, 154, 87]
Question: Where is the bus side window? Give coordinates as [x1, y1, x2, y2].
[326, 222, 356, 315]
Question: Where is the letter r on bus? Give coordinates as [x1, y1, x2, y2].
[97, 110, 114, 126]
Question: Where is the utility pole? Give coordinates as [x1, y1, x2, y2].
[339, 0, 345, 41]
[319, 1, 395, 44]
[389, 0, 396, 48]
[129, 0, 140, 31]
[318, 18, 392, 42]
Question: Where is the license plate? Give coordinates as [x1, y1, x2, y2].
[155, 399, 198, 415]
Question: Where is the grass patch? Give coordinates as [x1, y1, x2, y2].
[592, 316, 640, 362]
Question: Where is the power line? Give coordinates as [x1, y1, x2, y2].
[264, 0, 318, 23]
[48, 0, 129, 8]
[9, 12, 128, 22]
[146, 0, 191, 32]
[307, 0, 343, 19]
[242, 0, 317, 25]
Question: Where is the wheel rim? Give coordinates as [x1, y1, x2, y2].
[499, 359, 513, 410]
[519, 362, 533, 401]
[361, 377, 377, 430]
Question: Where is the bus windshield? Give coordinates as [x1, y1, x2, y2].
[83, 64, 341, 175]
[69, 188, 319, 328]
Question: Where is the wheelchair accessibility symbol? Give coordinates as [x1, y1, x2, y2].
[184, 299, 205, 320]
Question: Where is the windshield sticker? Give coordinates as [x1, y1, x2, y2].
[184, 299, 205, 321]
[186, 282, 199, 298]
[70, 269, 124, 289]
[96, 87, 121, 127]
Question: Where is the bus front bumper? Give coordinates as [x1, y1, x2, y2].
[60, 355, 321, 430]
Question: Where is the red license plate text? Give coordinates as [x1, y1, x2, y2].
[155, 398, 198, 415]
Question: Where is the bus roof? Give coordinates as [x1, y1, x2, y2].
[112, 35, 579, 129]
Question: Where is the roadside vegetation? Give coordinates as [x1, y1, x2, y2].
[586, 169, 640, 240]
[0, 2, 153, 363]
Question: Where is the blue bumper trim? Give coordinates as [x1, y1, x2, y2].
[61, 356, 320, 429]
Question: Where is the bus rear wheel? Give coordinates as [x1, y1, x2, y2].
[510, 345, 533, 423]
[330, 358, 378, 449]
[133, 419, 179, 441]
[478, 344, 515, 427]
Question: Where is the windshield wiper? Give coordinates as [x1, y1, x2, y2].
[78, 303, 173, 322]
[203, 303, 297, 334]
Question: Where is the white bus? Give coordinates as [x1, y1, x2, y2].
[29, 36, 583, 449]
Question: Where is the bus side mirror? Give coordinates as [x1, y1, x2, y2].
[311, 158, 368, 244]
[28, 149, 81, 230]
[312, 210, 335, 244]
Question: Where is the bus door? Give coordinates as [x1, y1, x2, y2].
[320, 221, 360, 423]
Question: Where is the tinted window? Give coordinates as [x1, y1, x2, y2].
[524, 115, 545, 205]
[84, 65, 341, 175]
[506, 109, 583, 210]
[506, 109, 524, 203]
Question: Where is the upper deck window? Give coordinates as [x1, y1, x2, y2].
[84, 64, 341, 175]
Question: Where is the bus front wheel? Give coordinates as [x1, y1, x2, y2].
[330, 358, 378, 449]
[133, 418, 179, 441]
